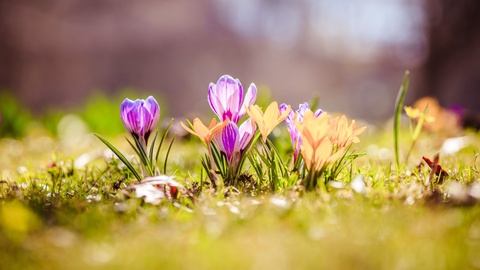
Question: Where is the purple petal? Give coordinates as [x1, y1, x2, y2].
[144, 96, 160, 130]
[208, 83, 224, 120]
[285, 124, 299, 154]
[208, 75, 246, 123]
[120, 98, 136, 132]
[139, 104, 151, 137]
[297, 102, 311, 122]
[120, 97, 161, 141]
[314, 109, 323, 117]
[279, 103, 288, 114]
[219, 76, 242, 121]
[133, 101, 145, 129]
[298, 102, 310, 112]
[238, 118, 256, 151]
[279, 103, 295, 124]
[220, 122, 239, 161]
[238, 83, 258, 120]
[214, 130, 225, 155]
[145, 96, 160, 118]
[235, 78, 244, 111]
[216, 76, 239, 106]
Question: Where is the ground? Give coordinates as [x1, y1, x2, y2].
[1, 113, 480, 270]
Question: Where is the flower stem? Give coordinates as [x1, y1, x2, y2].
[394, 70, 410, 170]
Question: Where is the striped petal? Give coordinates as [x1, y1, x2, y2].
[238, 118, 256, 151]
[238, 83, 257, 120]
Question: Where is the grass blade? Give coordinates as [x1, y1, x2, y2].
[156, 118, 174, 163]
[94, 134, 142, 181]
[132, 135, 149, 165]
[149, 131, 159, 167]
[163, 134, 176, 174]
[394, 70, 410, 169]
[126, 138, 143, 162]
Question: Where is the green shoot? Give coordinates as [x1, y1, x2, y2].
[394, 70, 410, 169]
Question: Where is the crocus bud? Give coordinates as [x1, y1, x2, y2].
[120, 96, 160, 144]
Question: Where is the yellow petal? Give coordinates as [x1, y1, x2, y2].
[193, 118, 210, 139]
[264, 102, 279, 127]
[354, 125, 367, 136]
[180, 121, 197, 136]
[425, 115, 435, 123]
[300, 141, 314, 170]
[207, 118, 218, 129]
[211, 119, 229, 134]
[248, 105, 264, 121]
[327, 148, 345, 164]
[405, 106, 420, 119]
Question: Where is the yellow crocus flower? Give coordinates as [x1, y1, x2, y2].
[295, 110, 342, 171]
[181, 118, 228, 148]
[330, 115, 366, 149]
[246, 102, 291, 143]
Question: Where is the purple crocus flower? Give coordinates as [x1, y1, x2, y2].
[120, 96, 160, 146]
[279, 102, 323, 161]
[214, 118, 256, 172]
[208, 75, 257, 123]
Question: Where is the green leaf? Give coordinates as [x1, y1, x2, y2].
[211, 143, 227, 177]
[126, 138, 142, 161]
[156, 118, 174, 163]
[200, 154, 211, 172]
[94, 134, 142, 181]
[394, 70, 410, 169]
[131, 135, 153, 175]
[149, 131, 159, 168]
[163, 134, 176, 174]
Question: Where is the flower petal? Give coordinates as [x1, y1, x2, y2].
[138, 105, 151, 137]
[208, 75, 246, 122]
[145, 96, 160, 128]
[314, 109, 323, 117]
[120, 98, 136, 132]
[208, 83, 224, 120]
[264, 102, 279, 127]
[192, 118, 209, 139]
[180, 121, 197, 136]
[218, 75, 242, 121]
[277, 104, 291, 125]
[220, 121, 239, 161]
[247, 105, 264, 125]
[238, 118, 256, 151]
[239, 83, 257, 119]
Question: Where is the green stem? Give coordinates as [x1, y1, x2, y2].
[405, 116, 424, 164]
[394, 70, 410, 170]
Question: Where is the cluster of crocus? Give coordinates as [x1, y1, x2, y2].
[102, 75, 365, 195]
[294, 109, 365, 190]
[183, 75, 258, 185]
[279, 102, 322, 163]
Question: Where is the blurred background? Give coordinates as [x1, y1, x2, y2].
[0, 0, 479, 127]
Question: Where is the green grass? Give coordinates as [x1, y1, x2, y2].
[1, 121, 480, 269]
[4, 196, 480, 270]
[2, 83, 480, 270]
